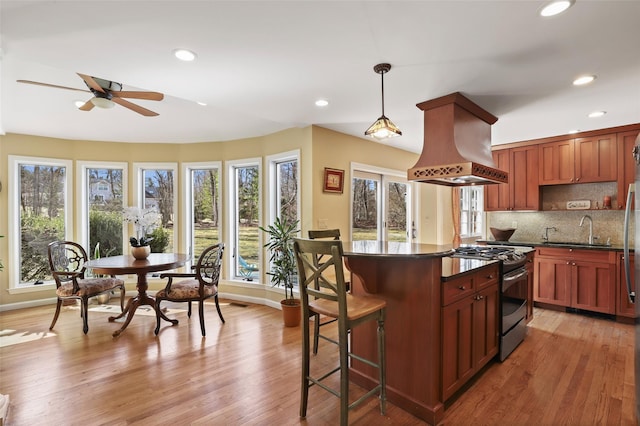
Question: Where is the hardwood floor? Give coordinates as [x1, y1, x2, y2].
[0, 301, 635, 425]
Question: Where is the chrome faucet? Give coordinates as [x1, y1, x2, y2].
[579, 215, 594, 244]
[542, 226, 557, 242]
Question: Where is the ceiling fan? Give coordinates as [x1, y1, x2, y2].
[17, 73, 164, 116]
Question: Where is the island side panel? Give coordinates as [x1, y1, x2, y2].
[345, 255, 444, 425]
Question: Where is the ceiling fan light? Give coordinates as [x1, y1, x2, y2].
[91, 97, 115, 109]
[365, 115, 402, 140]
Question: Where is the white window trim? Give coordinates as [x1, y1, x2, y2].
[8, 155, 73, 292]
[226, 158, 262, 282]
[182, 161, 222, 263]
[77, 160, 128, 255]
[132, 162, 179, 252]
[460, 186, 485, 239]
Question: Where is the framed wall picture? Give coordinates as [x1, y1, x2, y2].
[323, 168, 344, 193]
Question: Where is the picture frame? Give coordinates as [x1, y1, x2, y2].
[323, 168, 344, 193]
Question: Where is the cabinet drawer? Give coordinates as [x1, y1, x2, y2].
[475, 264, 500, 290]
[536, 247, 613, 263]
[443, 274, 475, 306]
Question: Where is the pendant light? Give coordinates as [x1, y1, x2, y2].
[365, 63, 402, 140]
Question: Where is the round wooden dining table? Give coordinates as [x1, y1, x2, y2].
[85, 253, 189, 337]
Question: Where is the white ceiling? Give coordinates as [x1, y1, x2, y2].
[1, 1, 639, 154]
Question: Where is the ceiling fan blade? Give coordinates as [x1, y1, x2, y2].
[112, 97, 159, 116]
[17, 79, 90, 94]
[111, 91, 164, 101]
[78, 99, 95, 111]
[77, 73, 105, 93]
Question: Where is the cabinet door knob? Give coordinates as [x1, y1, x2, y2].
[487, 274, 494, 279]
[458, 285, 466, 290]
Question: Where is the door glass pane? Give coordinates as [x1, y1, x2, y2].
[87, 167, 124, 258]
[191, 168, 220, 260]
[19, 164, 66, 284]
[235, 165, 259, 279]
[387, 181, 407, 242]
[352, 177, 378, 240]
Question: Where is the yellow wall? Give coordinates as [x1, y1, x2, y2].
[0, 127, 452, 308]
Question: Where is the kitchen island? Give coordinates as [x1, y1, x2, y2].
[342, 241, 498, 425]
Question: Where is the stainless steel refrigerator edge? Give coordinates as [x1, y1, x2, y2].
[625, 138, 640, 421]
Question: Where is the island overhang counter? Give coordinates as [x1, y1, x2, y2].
[342, 241, 497, 425]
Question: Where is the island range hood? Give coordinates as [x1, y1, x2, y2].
[408, 92, 508, 186]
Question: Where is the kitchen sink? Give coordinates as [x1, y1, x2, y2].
[542, 241, 612, 248]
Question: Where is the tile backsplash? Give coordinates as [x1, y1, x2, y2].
[487, 182, 633, 246]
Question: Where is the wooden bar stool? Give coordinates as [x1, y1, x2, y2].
[307, 229, 347, 354]
[293, 238, 386, 426]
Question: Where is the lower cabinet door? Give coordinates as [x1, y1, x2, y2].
[441, 283, 499, 401]
[534, 257, 572, 306]
[442, 295, 475, 401]
[572, 260, 615, 314]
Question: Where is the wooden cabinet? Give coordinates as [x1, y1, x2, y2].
[616, 252, 636, 318]
[485, 146, 540, 211]
[534, 247, 616, 314]
[441, 263, 499, 400]
[538, 134, 617, 185]
[616, 130, 640, 210]
[525, 251, 535, 322]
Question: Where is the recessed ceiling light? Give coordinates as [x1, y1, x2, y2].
[197, 101, 207, 106]
[588, 111, 606, 118]
[540, 0, 575, 17]
[573, 75, 596, 86]
[568, 129, 580, 134]
[315, 99, 329, 107]
[173, 48, 197, 61]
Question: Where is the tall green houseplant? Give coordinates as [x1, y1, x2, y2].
[260, 216, 300, 301]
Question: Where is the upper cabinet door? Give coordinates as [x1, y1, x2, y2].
[538, 139, 575, 185]
[574, 134, 617, 183]
[616, 130, 640, 210]
[510, 145, 540, 210]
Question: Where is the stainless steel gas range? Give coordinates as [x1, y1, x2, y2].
[452, 245, 534, 361]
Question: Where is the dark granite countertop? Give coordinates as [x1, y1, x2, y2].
[343, 240, 454, 258]
[477, 239, 624, 251]
[441, 257, 500, 281]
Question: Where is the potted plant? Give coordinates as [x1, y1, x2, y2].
[260, 216, 301, 327]
[123, 207, 161, 260]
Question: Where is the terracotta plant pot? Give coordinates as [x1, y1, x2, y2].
[131, 245, 151, 260]
[281, 298, 301, 327]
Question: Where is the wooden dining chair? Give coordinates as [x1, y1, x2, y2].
[155, 243, 225, 336]
[47, 241, 125, 334]
[293, 238, 386, 426]
[307, 229, 348, 354]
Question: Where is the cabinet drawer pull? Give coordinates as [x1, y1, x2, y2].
[458, 285, 466, 290]
[486, 274, 494, 279]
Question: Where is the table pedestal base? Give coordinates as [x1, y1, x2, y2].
[109, 272, 179, 337]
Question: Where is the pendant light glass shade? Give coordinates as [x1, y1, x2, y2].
[365, 115, 402, 139]
[365, 63, 402, 140]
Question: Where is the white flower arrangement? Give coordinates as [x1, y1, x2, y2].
[123, 207, 161, 247]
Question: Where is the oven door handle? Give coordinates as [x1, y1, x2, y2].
[503, 268, 527, 283]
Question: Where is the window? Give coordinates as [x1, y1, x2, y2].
[460, 186, 484, 237]
[266, 150, 299, 226]
[351, 165, 411, 242]
[8, 156, 73, 289]
[78, 161, 127, 259]
[133, 163, 177, 253]
[183, 162, 221, 261]
[227, 159, 261, 281]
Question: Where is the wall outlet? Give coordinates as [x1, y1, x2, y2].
[318, 219, 328, 229]
[511, 221, 518, 228]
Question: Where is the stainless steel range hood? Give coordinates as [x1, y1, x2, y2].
[408, 92, 508, 186]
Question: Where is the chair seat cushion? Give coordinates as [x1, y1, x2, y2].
[310, 294, 386, 321]
[156, 279, 217, 300]
[56, 277, 124, 297]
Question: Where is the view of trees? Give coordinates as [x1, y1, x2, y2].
[87, 167, 124, 258]
[191, 168, 220, 259]
[19, 164, 66, 283]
